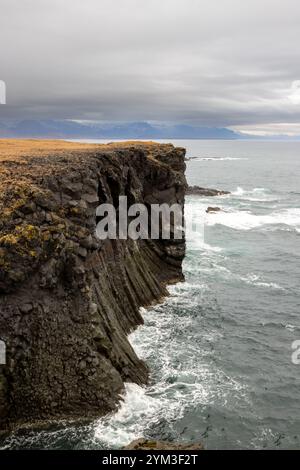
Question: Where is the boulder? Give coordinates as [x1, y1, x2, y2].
[206, 206, 222, 213]
[187, 186, 230, 197]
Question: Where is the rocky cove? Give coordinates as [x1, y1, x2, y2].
[0, 140, 187, 436]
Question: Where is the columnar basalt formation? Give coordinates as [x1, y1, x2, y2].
[0, 140, 186, 433]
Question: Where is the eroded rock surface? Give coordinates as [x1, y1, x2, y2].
[0, 140, 186, 432]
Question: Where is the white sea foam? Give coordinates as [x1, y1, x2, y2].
[93, 293, 248, 448]
[205, 208, 300, 232]
[240, 274, 284, 290]
[192, 157, 247, 161]
[231, 186, 282, 202]
[197, 263, 284, 291]
[232, 186, 246, 196]
[185, 202, 223, 252]
[233, 187, 267, 196]
[93, 383, 165, 448]
[285, 324, 297, 332]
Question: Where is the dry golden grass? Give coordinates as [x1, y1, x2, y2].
[0, 139, 173, 203]
[0, 139, 161, 162]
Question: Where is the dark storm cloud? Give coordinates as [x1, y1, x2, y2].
[1, 0, 300, 131]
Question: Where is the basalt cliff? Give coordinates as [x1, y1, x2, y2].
[0, 140, 186, 433]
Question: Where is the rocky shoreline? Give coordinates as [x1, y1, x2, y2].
[0, 140, 187, 434]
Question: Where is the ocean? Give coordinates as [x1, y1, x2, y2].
[2, 139, 300, 449]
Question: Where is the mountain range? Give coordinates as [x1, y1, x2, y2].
[1, 120, 299, 140]
[0, 120, 242, 139]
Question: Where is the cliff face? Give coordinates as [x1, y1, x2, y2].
[0, 140, 186, 432]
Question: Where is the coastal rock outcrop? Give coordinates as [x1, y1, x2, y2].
[187, 185, 230, 197]
[0, 140, 187, 433]
[206, 206, 222, 213]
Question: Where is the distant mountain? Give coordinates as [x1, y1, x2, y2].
[0, 120, 99, 138]
[0, 120, 242, 140]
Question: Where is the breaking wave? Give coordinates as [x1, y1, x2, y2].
[205, 207, 300, 232]
[192, 157, 247, 161]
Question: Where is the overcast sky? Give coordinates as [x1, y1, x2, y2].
[1, 0, 300, 134]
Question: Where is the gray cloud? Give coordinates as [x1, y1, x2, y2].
[1, 0, 300, 131]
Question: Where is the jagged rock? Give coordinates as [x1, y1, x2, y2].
[80, 235, 94, 250]
[19, 303, 33, 314]
[206, 206, 222, 213]
[61, 182, 83, 199]
[82, 193, 99, 205]
[34, 193, 58, 211]
[76, 246, 88, 258]
[0, 140, 187, 433]
[123, 439, 204, 450]
[187, 185, 230, 196]
[20, 201, 37, 215]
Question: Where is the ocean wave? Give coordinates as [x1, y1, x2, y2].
[196, 263, 284, 291]
[232, 187, 267, 195]
[93, 383, 167, 449]
[285, 324, 298, 332]
[92, 299, 249, 449]
[231, 186, 281, 202]
[258, 321, 295, 330]
[205, 208, 300, 232]
[240, 274, 285, 290]
[187, 239, 223, 252]
[192, 157, 247, 162]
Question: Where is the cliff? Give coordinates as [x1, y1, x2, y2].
[0, 139, 186, 433]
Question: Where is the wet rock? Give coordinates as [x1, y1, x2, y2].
[187, 186, 230, 196]
[206, 206, 222, 213]
[123, 439, 204, 450]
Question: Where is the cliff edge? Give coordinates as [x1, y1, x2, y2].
[0, 140, 186, 433]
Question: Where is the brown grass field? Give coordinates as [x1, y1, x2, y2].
[0, 139, 160, 162]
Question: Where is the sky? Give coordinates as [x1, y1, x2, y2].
[1, 0, 300, 135]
